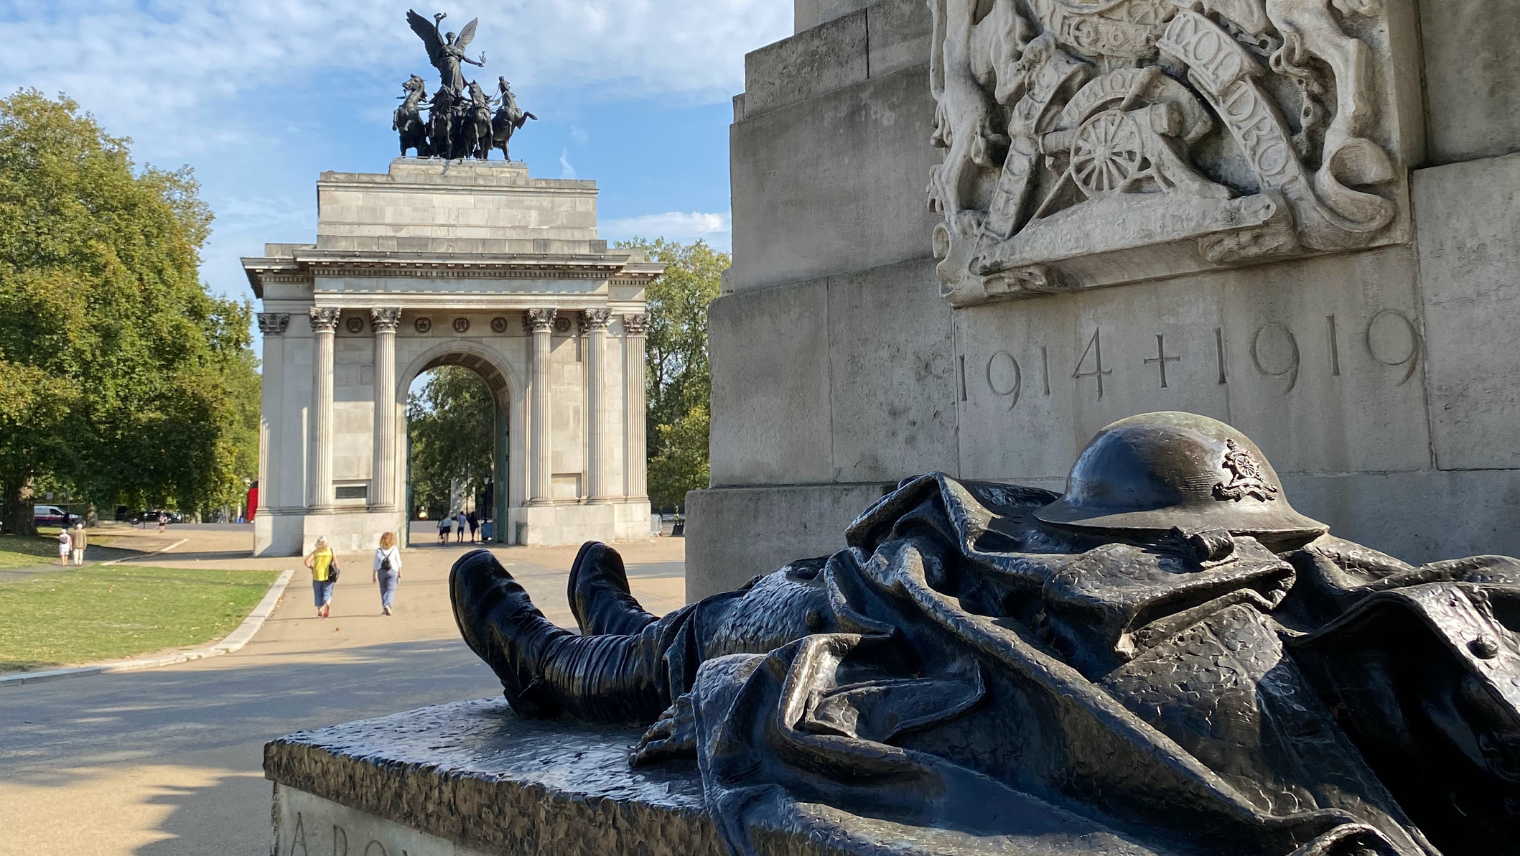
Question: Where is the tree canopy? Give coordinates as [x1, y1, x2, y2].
[406, 367, 495, 520]
[0, 89, 260, 531]
[618, 238, 726, 511]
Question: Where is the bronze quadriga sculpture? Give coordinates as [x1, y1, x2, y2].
[452, 412, 1519, 856]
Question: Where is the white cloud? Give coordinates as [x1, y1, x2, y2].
[558, 149, 577, 179]
[570, 125, 590, 146]
[0, 2, 772, 302]
[602, 210, 731, 240]
[0, 1, 791, 157]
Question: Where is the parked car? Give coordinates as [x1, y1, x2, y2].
[33, 505, 73, 527]
[133, 509, 183, 525]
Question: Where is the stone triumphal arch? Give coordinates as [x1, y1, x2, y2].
[245, 159, 661, 556]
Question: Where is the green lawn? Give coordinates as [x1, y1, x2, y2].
[0, 565, 281, 672]
[0, 533, 68, 569]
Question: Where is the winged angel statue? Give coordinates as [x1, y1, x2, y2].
[394, 10, 536, 160]
[407, 9, 485, 96]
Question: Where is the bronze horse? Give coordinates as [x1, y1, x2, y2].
[394, 75, 430, 157]
[490, 77, 536, 162]
[427, 86, 454, 159]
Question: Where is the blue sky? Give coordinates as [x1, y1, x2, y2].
[0, 0, 792, 308]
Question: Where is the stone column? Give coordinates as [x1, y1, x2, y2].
[256, 313, 290, 510]
[583, 309, 614, 503]
[370, 308, 402, 511]
[308, 307, 341, 513]
[524, 309, 557, 506]
[622, 313, 650, 501]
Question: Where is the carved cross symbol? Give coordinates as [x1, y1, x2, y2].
[1144, 334, 1181, 388]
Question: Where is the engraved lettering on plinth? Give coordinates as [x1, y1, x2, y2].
[986, 351, 1022, 411]
[1144, 334, 1181, 389]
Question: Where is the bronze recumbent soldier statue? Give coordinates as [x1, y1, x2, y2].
[450, 412, 1519, 856]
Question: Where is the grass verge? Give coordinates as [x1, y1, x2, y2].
[0, 565, 280, 673]
[0, 534, 69, 570]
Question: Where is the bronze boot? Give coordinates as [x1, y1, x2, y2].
[568, 541, 659, 636]
[450, 549, 689, 724]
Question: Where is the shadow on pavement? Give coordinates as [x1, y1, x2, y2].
[136, 768, 272, 856]
[1, 638, 502, 785]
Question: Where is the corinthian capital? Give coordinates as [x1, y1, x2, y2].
[308, 307, 342, 332]
[522, 308, 557, 334]
[257, 312, 290, 335]
[370, 307, 403, 333]
[622, 313, 650, 336]
[580, 308, 612, 333]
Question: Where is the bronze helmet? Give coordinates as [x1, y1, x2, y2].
[1034, 412, 1327, 548]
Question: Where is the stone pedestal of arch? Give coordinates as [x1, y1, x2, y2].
[244, 159, 662, 557]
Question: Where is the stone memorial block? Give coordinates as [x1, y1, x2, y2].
[691, 0, 1520, 597]
[264, 700, 722, 856]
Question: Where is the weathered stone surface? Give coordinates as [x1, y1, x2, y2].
[729, 65, 939, 293]
[827, 258, 959, 482]
[1282, 469, 1520, 564]
[745, 10, 867, 118]
[956, 246, 1432, 482]
[1419, 0, 1520, 164]
[265, 699, 723, 856]
[866, 0, 933, 79]
[793, 0, 877, 34]
[708, 278, 833, 485]
[316, 160, 601, 253]
[709, 258, 959, 488]
[685, 483, 886, 601]
[1414, 152, 1520, 470]
[275, 786, 499, 856]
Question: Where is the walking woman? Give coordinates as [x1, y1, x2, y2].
[304, 537, 337, 618]
[373, 532, 403, 616]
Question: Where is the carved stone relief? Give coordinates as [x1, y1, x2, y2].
[927, 0, 1411, 306]
[369, 307, 403, 332]
[257, 312, 291, 336]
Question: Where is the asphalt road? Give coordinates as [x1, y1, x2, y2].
[0, 528, 686, 856]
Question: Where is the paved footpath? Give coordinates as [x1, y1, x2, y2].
[0, 526, 686, 856]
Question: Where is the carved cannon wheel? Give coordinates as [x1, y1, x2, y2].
[1071, 111, 1145, 197]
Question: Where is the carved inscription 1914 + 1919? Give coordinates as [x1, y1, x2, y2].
[978, 307, 1419, 410]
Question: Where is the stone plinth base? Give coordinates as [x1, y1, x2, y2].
[686, 468, 1520, 601]
[264, 699, 722, 856]
[513, 500, 652, 546]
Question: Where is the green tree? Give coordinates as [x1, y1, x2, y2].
[0, 89, 259, 532]
[648, 405, 710, 511]
[406, 367, 495, 519]
[616, 238, 726, 511]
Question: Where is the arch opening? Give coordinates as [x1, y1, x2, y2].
[403, 351, 513, 547]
